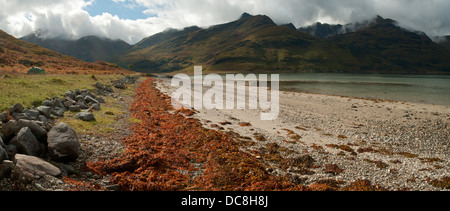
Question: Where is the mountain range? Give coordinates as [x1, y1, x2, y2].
[0, 30, 127, 74]
[19, 13, 450, 74]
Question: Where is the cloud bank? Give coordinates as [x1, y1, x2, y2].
[1, 0, 449, 44]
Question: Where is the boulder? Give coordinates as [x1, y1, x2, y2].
[11, 112, 31, 121]
[85, 96, 99, 104]
[69, 105, 81, 112]
[5, 145, 17, 159]
[91, 103, 101, 111]
[37, 106, 53, 118]
[65, 90, 76, 100]
[0, 146, 7, 161]
[14, 154, 61, 182]
[38, 115, 48, 123]
[76, 112, 96, 122]
[42, 100, 54, 107]
[1, 120, 21, 138]
[0, 135, 4, 148]
[27, 67, 46, 75]
[47, 123, 80, 162]
[9, 103, 25, 114]
[24, 109, 40, 120]
[0, 160, 13, 179]
[96, 96, 106, 104]
[17, 119, 48, 142]
[10, 127, 40, 157]
[0, 111, 8, 123]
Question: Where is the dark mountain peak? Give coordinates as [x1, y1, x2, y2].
[238, 13, 276, 27]
[368, 15, 398, 28]
[281, 23, 297, 30]
[240, 12, 252, 19]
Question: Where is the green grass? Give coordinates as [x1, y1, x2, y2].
[0, 74, 125, 112]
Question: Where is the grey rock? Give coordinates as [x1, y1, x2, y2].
[37, 106, 53, 118]
[12, 112, 31, 121]
[1, 120, 21, 138]
[17, 119, 48, 142]
[38, 115, 48, 123]
[75, 95, 85, 102]
[63, 96, 77, 108]
[47, 123, 80, 162]
[76, 112, 96, 122]
[11, 127, 40, 157]
[5, 145, 17, 159]
[91, 103, 101, 111]
[85, 96, 99, 104]
[14, 154, 61, 183]
[54, 99, 66, 111]
[9, 103, 24, 114]
[65, 90, 76, 100]
[0, 111, 8, 123]
[42, 100, 54, 107]
[69, 105, 81, 112]
[52, 108, 65, 117]
[0, 146, 7, 161]
[77, 102, 89, 110]
[24, 109, 40, 120]
[0, 135, 4, 148]
[96, 96, 106, 104]
[0, 160, 14, 179]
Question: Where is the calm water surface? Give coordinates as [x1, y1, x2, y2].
[277, 73, 450, 106]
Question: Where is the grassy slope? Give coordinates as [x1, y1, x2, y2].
[117, 15, 357, 73]
[0, 30, 129, 74]
[0, 74, 126, 111]
[116, 15, 450, 74]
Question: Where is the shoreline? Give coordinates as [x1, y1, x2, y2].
[156, 78, 450, 191]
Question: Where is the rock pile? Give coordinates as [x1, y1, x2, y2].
[0, 85, 108, 183]
[111, 75, 139, 90]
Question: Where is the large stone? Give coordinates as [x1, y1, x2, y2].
[0, 146, 7, 161]
[24, 109, 40, 120]
[11, 127, 41, 157]
[37, 106, 53, 118]
[27, 67, 46, 75]
[0, 111, 8, 123]
[0, 160, 13, 179]
[85, 96, 99, 104]
[69, 105, 81, 112]
[9, 103, 24, 114]
[17, 119, 48, 142]
[14, 154, 61, 182]
[76, 112, 96, 122]
[1, 120, 21, 138]
[47, 123, 80, 162]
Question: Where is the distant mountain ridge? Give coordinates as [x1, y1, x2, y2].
[114, 13, 450, 74]
[0, 29, 127, 74]
[18, 13, 450, 74]
[20, 34, 132, 63]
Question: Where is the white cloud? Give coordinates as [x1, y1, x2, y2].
[0, 0, 449, 44]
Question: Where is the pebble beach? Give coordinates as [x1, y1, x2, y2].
[156, 78, 450, 191]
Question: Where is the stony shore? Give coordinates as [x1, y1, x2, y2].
[156, 78, 449, 191]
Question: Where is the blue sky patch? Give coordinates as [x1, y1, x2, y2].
[86, 0, 150, 20]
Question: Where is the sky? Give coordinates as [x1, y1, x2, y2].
[0, 0, 449, 44]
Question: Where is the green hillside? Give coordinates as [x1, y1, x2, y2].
[116, 14, 359, 73]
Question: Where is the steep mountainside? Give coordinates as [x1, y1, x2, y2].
[20, 34, 132, 63]
[437, 36, 450, 50]
[116, 14, 450, 74]
[116, 14, 358, 73]
[0, 30, 128, 74]
[329, 16, 450, 73]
